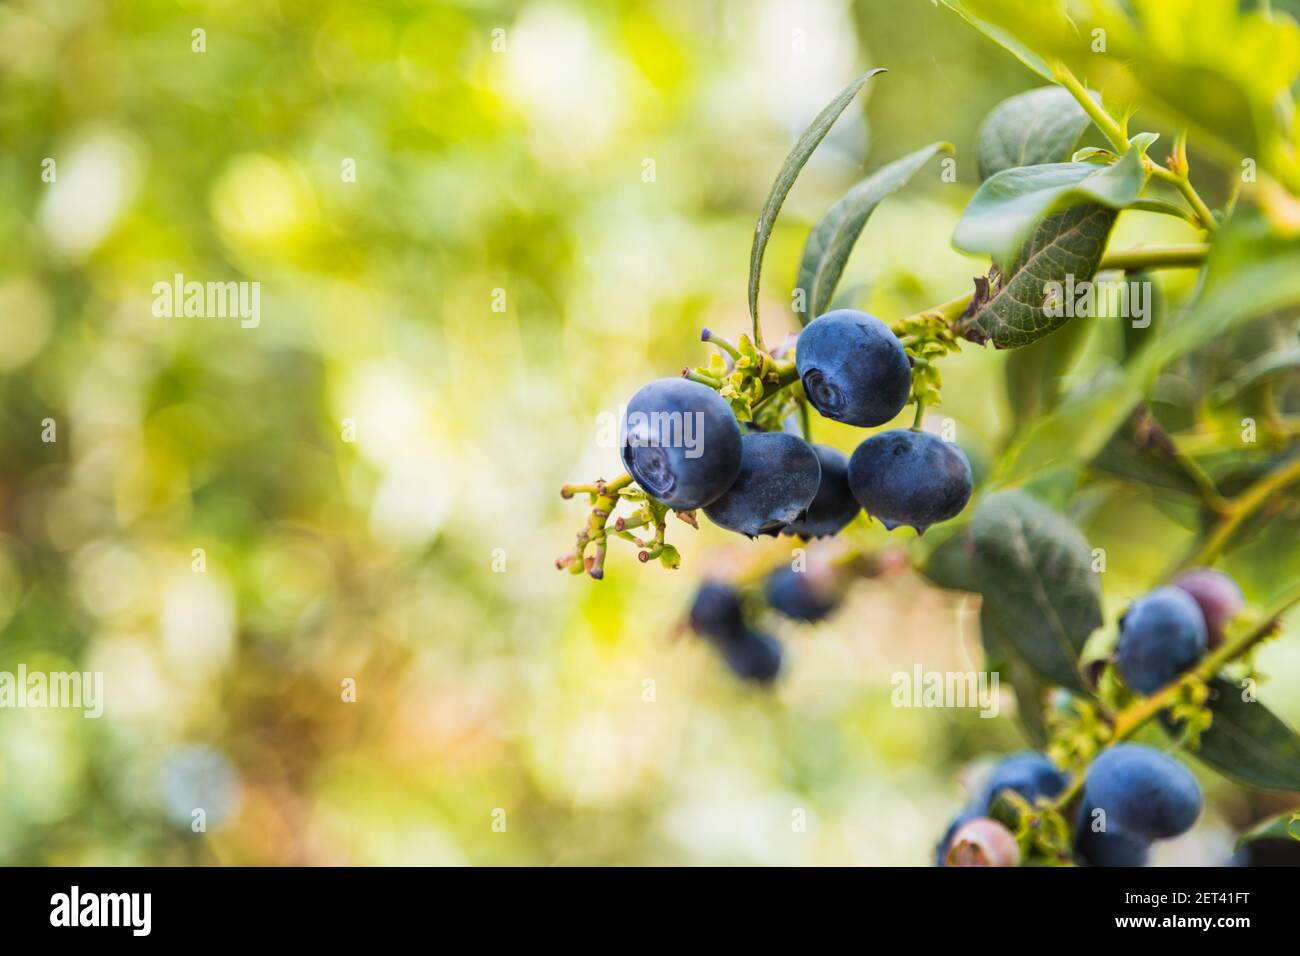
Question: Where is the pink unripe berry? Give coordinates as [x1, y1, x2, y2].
[1173, 568, 1243, 649]
[946, 817, 1021, 867]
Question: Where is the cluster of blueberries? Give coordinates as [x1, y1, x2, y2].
[621, 310, 974, 539]
[687, 568, 841, 684]
[938, 746, 1203, 867]
[1116, 568, 1243, 695]
[936, 569, 1242, 866]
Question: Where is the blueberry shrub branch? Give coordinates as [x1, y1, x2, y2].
[554, 31, 1300, 867]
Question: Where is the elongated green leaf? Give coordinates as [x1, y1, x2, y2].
[1003, 307, 1092, 429]
[1235, 810, 1300, 850]
[969, 490, 1102, 692]
[749, 69, 885, 329]
[980, 603, 1051, 746]
[793, 141, 952, 324]
[1212, 346, 1300, 404]
[919, 528, 979, 593]
[977, 87, 1092, 181]
[962, 203, 1118, 349]
[997, 210, 1300, 485]
[954, 152, 1147, 264]
[937, 0, 1052, 81]
[1175, 678, 1300, 791]
[997, 364, 1143, 484]
[1089, 416, 1204, 498]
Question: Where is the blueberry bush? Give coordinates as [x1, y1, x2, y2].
[558, 1, 1300, 866]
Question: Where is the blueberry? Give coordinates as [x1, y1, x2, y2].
[796, 310, 912, 426]
[974, 751, 1068, 812]
[719, 630, 783, 684]
[1074, 825, 1151, 867]
[847, 429, 973, 533]
[765, 566, 838, 622]
[703, 432, 821, 537]
[1081, 744, 1202, 842]
[781, 444, 860, 539]
[1116, 587, 1208, 695]
[689, 582, 746, 640]
[621, 378, 742, 510]
[1173, 568, 1243, 649]
[944, 817, 1021, 867]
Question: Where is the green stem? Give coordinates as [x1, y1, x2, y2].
[911, 400, 926, 431]
[1052, 61, 1128, 153]
[684, 369, 722, 388]
[1175, 454, 1300, 572]
[1096, 243, 1210, 271]
[1151, 166, 1218, 233]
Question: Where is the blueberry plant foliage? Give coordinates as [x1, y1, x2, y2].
[559, 0, 1300, 866]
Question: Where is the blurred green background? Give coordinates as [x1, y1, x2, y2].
[0, 0, 1296, 865]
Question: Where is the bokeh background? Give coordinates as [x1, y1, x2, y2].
[0, 0, 1297, 865]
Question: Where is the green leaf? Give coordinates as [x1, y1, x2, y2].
[1119, 271, 1164, 365]
[1089, 417, 1204, 498]
[793, 141, 952, 325]
[1003, 308, 1092, 429]
[1212, 346, 1300, 404]
[749, 69, 885, 330]
[961, 203, 1118, 349]
[976, 87, 1093, 181]
[954, 152, 1147, 264]
[996, 210, 1300, 485]
[996, 364, 1143, 484]
[919, 528, 979, 593]
[980, 603, 1051, 746]
[1177, 678, 1300, 791]
[969, 490, 1102, 692]
[1235, 810, 1300, 850]
[937, 0, 1052, 81]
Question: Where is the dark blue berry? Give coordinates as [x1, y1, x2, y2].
[1116, 587, 1208, 695]
[796, 310, 912, 426]
[703, 432, 821, 537]
[781, 444, 860, 539]
[1074, 825, 1151, 867]
[720, 630, 783, 684]
[765, 566, 838, 622]
[974, 751, 1068, 812]
[689, 582, 746, 640]
[847, 429, 972, 533]
[1080, 744, 1202, 843]
[621, 378, 742, 510]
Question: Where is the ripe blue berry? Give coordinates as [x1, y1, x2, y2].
[1116, 587, 1208, 695]
[703, 432, 821, 537]
[1173, 568, 1243, 649]
[796, 310, 912, 427]
[1080, 744, 1202, 843]
[689, 582, 746, 640]
[621, 378, 742, 511]
[847, 429, 973, 533]
[765, 566, 838, 622]
[781, 444, 860, 539]
[719, 630, 783, 684]
[975, 751, 1068, 812]
[1074, 825, 1151, 867]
